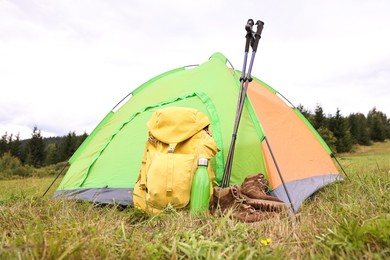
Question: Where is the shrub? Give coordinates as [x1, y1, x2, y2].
[0, 152, 32, 179]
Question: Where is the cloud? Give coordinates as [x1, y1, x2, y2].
[0, 0, 389, 140]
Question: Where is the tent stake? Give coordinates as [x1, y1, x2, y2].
[42, 162, 69, 197]
[264, 137, 296, 214]
[331, 153, 350, 181]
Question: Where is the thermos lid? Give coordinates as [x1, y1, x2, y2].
[198, 158, 208, 166]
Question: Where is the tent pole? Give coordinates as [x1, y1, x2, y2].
[264, 137, 296, 214]
[222, 19, 264, 188]
[112, 92, 132, 111]
[42, 162, 69, 197]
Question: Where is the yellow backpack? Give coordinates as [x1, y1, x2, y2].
[133, 107, 219, 214]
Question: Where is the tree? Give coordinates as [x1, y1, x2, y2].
[387, 118, 390, 139]
[78, 132, 88, 146]
[313, 104, 327, 130]
[25, 126, 45, 167]
[317, 126, 337, 152]
[328, 108, 353, 153]
[297, 104, 314, 126]
[45, 143, 60, 165]
[367, 108, 387, 142]
[348, 113, 370, 145]
[59, 131, 78, 161]
[9, 133, 23, 159]
[0, 132, 8, 156]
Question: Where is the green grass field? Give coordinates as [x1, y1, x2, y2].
[1, 142, 389, 259]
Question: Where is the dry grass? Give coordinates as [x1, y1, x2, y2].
[0, 142, 389, 259]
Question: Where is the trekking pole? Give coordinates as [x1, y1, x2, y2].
[221, 20, 264, 188]
[236, 19, 255, 113]
[221, 20, 254, 188]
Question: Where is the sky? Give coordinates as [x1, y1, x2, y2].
[1, 0, 389, 140]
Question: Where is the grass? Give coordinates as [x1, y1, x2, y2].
[0, 142, 389, 259]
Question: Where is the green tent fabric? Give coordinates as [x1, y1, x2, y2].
[54, 52, 340, 212]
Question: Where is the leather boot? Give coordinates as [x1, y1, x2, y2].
[244, 197, 287, 212]
[212, 185, 273, 223]
[211, 185, 244, 214]
[240, 174, 287, 212]
[241, 174, 282, 202]
[229, 185, 277, 222]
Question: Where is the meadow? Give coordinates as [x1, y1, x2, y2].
[0, 141, 389, 259]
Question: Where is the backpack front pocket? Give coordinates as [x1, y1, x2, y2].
[146, 152, 195, 209]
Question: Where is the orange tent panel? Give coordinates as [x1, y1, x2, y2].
[247, 80, 338, 189]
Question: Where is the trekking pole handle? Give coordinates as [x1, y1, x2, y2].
[252, 20, 264, 52]
[245, 19, 255, 52]
[245, 19, 254, 33]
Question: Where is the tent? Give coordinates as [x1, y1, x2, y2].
[53, 52, 341, 212]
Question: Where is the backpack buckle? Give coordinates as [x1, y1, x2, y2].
[167, 143, 177, 153]
[148, 135, 157, 144]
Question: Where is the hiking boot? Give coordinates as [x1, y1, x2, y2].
[229, 184, 276, 222]
[232, 202, 276, 223]
[212, 185, 273, 223]
[241, 173, 269, 198]
[244, 197, 288, 213]
[240, 173, 287, 212]
[211, 185, 244, 214]
[241, 174, 281, 202]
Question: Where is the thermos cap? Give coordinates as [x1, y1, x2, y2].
[198, 158, 208, 166]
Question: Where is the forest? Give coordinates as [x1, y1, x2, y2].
[0, 105, 389, 177]
[297, 106, 389, 153]
[0, 127, 87, 179]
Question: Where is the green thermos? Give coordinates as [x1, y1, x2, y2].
[190, 158, 210, 214]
